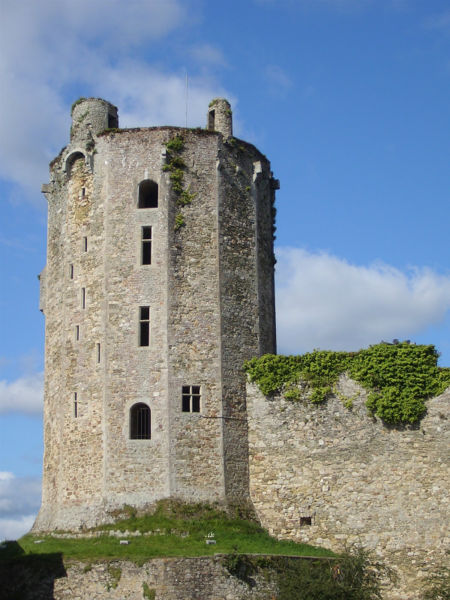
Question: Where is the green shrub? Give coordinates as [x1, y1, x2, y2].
[244, 342, 450, 424]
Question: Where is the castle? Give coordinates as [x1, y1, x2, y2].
[34, 97, 277, 531]
[33, 98, 449, 599]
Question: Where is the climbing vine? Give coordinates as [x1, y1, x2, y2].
[244, 342, 450, 424]
[164, 135, 196, 230]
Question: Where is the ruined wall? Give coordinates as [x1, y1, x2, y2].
[247, 378, 450, 599]
[0, 556, 279, 600]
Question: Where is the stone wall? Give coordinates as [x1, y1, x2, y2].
[247, 377, 450, 599]
[1, 556, 279, 600]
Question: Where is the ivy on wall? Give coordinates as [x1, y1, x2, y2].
[244, 342, 450, 424]
[164, 135, 196, 230]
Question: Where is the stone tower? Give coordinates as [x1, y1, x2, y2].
[34, 97, 277, 531]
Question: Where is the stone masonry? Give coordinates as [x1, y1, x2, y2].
[34, 97, 277, 531]
[247, 377, 450, 599]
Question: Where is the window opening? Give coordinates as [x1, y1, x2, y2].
[141, 226, 152, 265]
[70, 264, 74, 279]
[138, 180, 158, 208]
[130, 403, 151, 439]
[108, 113, 118, 128]
[208, 110, 215, 130]
[97, 343, 101, 363]
[83, 236, 88, 252]
[81, 287, 86, 309]
[300, 516, 312, 526]
[139, 306, 150, 346]
[75, 325, 80, 341]
[182, 385, 201, 413]
[74, 392, 78, 418]
[81, 187, 86, 198]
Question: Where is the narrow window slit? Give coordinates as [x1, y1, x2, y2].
[70, 264, 74, 279]
[75, 325, 80, 341]
[141, 226, 152, 265]
[97, 343, 101, 363]
[81, 287, 86, 309]
[74, 393, 78, 418]
[139, 306, 150, 346]
[83, 237, 88, 252]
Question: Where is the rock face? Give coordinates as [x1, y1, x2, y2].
[35, 97, 277, 531]
[247, 376, 450, 599]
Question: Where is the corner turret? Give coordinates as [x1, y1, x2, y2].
[207, 98, 232, 138]
[70, 97, 118, 144]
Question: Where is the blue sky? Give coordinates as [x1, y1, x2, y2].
[1, 0, 450, 540]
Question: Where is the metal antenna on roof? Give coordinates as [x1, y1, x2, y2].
[185, 71, 188, 127]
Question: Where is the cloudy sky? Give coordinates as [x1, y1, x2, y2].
[1, 0, 450, 540]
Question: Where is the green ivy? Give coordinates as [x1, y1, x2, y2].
[244, 342, 450, 425]
[164, 135, 197, 230]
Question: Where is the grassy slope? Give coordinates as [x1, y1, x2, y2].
[0, 501, 334, 564]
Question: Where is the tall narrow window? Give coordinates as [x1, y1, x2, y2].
[75, 325, 80, 341]
[182, 386, 201, 413]
[81, 287, 86, 309]
[97, 343, 101, 363]
[141, 226, 152, 265]
[138, 180, 158, 208]
[130, 403, 151, 439]
[74, 392, 78, 417]
[139, 306, 150, 346]
[81, 187, 86, 198]
[108, 113, 118, 128]
[70, 264, 74, 279]
[208, 109, 215, 130]
[83, 236, 88, 252]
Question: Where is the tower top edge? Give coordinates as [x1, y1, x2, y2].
[71, 97, 118, 115]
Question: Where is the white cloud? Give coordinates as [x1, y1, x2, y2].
[189, 44, 228, 68]
[0, 373, 43, 414]
[0, 0, 229, 195]
[0, 473, 41, 540]
[276, 247, 450, 355]
[0, 515, 36, 542]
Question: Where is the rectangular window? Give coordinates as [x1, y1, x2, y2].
[74, 392, 78, 417]
[182, 385, 201, 413]
[139, 306, 150, 346]
[81, 187, 86, 198]
[141, 226, 152, 265]
[81, 287, 86, 308]
[75, 325, 80, 341]
[97, 343, 101, 363]
[83, 236, 88, 252]
[70, 264, 74, 279]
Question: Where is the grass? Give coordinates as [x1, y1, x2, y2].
[0, 501, 334, 564]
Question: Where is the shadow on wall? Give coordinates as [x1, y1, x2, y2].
[0, 541, 66, 600]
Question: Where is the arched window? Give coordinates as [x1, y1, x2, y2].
[130, 403, 151, 439]
[138, 180, 158, 208]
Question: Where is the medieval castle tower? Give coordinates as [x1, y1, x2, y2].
[34, 97, 278, 531]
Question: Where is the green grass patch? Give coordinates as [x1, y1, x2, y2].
[0, 501, 333, 564]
